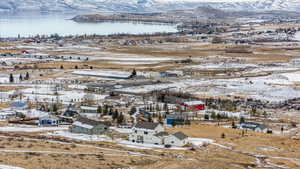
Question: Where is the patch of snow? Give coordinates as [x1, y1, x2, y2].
[110, 127, 132, 134]
[73, 121, 93, 129]
[115, 139, 186, 150]
[0, 125, 68, 132]
[189, 138, 214, 148]
[46, 131, 111, 142]
[0, 164, 25, 169]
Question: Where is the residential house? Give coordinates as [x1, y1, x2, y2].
[12, 102, 28, 110]
[153, 131, 169, 145]
[70, 116, 110, 135]
[165, 114, 189, 126]
[159, 72, 178, 78]
[129, 121, 190, 147]
[239, 122, 267, 132]
[129, 121, 164, 144]
[0, 111, 16, 120]
[180, 101, 205, 111]
[39, 115, 60, 126]
[80, 106, 98, 114]
[63, 109, 79, 117]
[165, 132, 189, 147]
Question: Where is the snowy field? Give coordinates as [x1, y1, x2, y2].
[96, 56, 179, 61]
[73, 70, 131, 79]
[45, 131, 112, 142]
[0, 125, 68, 132]
[0, 164, 25, 169]
[185, 63, 258, 70]
[18, 84, 107, 103]
[115, 139, 187, 150]
[108, 61, 159, 65]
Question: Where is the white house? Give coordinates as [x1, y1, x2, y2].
[129, 122, 189, 147]
[129, 121, 164, 144]
[0, 112, 16, 121]
[165, 132, 189, 147]
[39, 115, 60, 126]
[80, 106, 98, 114]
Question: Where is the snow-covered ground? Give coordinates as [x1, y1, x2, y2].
[115, 139, 186, 150]
[19, 84, 107, 103]
[0, 125, 68, 132]
[182, 72, 300, 103]
[188, 138, 214, 148]
[97, 56, 178, 61]
[73, 70, 131, 79]
[0, 164, 25, 169]
[46, 131, 112, 142]
[110, 127, 132, 134]
[185, 63, 258, 70]
[109, 61, 159, 65]
[294, 31, 300, 41]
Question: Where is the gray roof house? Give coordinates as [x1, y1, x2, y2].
[173, 132, 189, 140]
[134, 122, 161, 130]
[165, 132, 189, 147]
[70, 116, 110, 135]
[239, 122, 267, 132]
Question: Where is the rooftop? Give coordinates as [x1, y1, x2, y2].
[173, 132, 189, 140]
[134, 121, 160, 130]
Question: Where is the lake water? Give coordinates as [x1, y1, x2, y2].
[0, 15, 178, 38]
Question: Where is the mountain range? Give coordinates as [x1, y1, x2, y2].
[0, 0, 300, 13]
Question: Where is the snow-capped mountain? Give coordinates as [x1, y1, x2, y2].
[0, 0, 300, 13]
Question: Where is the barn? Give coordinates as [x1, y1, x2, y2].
[180, 101, 205, 111]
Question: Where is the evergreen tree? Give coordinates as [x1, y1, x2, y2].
[19, 74, 23, 81]
[163, 103, 168, 112]
[217, 114, 221, 120]
[9, 74, 14, 83]
[156, 104, 160, 112]
[221, 133, 226, 138]
[239, 116, 245, 124]
[232, 121, 236, 128]
[211, 112, 217, 119]
[129, 106, 137, 115]
[132, 69, 137, 76]
[25, 72, 30, 80]
[204, 114, 210, 120]
[150, 104, 153, 112]
[97, 105, 102, 114]
[109, 108, 113, 115]
[158, 114, 163, 124]
[112, 109, 119, 120]
[52, 104, 58, 112]
[117, 113, 124, 124]
[103, 105, 109, 115]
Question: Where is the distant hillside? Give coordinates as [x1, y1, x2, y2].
[1, 0, 300, 14]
